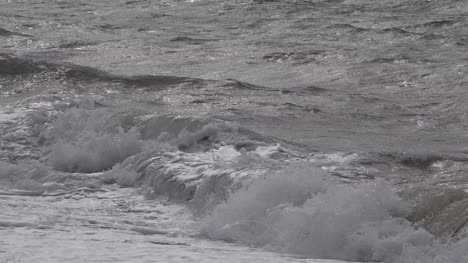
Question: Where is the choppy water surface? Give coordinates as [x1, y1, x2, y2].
[1, 0, 468, 262]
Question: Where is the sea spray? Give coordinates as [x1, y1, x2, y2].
[201, 163, 443, 262]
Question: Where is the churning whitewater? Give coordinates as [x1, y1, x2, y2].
[1, 0, 468, 262]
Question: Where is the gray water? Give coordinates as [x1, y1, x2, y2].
[1, 1, 468, 262]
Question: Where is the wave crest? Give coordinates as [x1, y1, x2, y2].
[201, 163, 468, 262]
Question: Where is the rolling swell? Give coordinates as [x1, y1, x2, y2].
[63, 65, 204, 89]
[223, 79, 269, 91]
[0, 53, 205, 89]
[0, 27, 31, 37]
[0, 53, 320, 96]
[0, 54, 49, 75]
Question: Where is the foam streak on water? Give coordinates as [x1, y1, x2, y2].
[1, 0, 468, 262]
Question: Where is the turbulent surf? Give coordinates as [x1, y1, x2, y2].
[1, 0, 468, 262]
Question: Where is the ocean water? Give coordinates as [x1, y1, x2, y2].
[1, 0, 468, 262]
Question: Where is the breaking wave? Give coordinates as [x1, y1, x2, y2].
[3, 99, 468, 263]
[201, 163, 468, 263]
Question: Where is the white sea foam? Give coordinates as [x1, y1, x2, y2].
[34, 102, 145, 173]
[103, 144, 280, 204]
[49, 128, 143, 173]
[100, 112, 289, 205]
[0, 161, 49, 190]
[201, 163, 468, 263]
[4, 100, 468, 263]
